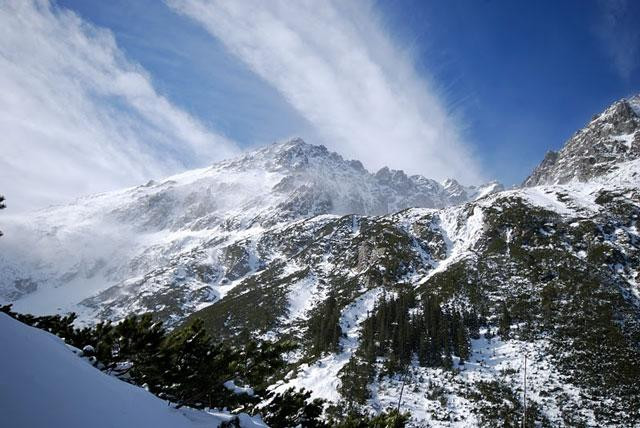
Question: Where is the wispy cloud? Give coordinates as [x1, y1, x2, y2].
[0, 0, 238, 212]
[595, 0, 640, 80]
[168, 0, 484, 184]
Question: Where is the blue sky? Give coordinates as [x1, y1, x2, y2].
[59, 0, 640, 185]
[1, 0, 639, 211]
[58, 0, 310, 146]
[380, 0, 640, 183]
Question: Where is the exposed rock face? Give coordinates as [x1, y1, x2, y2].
[523, 96, 640, 186]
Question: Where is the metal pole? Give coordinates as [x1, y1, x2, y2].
[523, 354, 527, 427]
[397, 371, 406, 412]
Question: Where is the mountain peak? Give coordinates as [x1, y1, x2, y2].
[271, 137, 325, 155]
[626, 94, 640, 117]
[592, 95, 640, 124]
[523, 96, 640, 187]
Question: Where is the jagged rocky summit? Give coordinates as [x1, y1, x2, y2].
[524, 95, 640, 186]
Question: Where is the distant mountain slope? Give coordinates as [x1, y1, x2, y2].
[0, 313, 265, 428]
[0, 138, 501, 321]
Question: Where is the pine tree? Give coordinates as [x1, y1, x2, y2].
[263, 388, 326, 428]
[498, 302, 512, 340]
[455, 318, 470, 364]
[338, 355, 375, 404]
[237, 338, 296, 389]
[309, 292, 342, 355]
[540, 284, 557, 328]
[158, 319, 232, 407]
[465, 310, 481, 340]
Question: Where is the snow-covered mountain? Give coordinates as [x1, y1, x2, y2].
[177, 95, 639, 426]
[0, 138, 501, 321]
[184, 156, 640, 426]
[2, 95, 640, 426]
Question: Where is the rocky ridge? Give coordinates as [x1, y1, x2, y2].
[524, 95, 640, 186]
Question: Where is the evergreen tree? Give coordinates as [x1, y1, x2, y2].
[263, 388, 326, 428]
[345, 290, 476, 382]
[540, 284, 557, 328]
[332, 408, 409, 427]
[309, 292, 342, 355]
[455, 319, 470, 364]
[159, 319, 232, 407]
[236, 338, 296, 390]
[498, 302, 512, 340]
[465, 310, 481, 340]
[109, 314, 165, 363]
[339, 355, 375, 404]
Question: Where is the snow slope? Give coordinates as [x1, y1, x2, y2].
[0, 313, 266, 428]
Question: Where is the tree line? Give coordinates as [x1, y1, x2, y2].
[339, 289, 482, 404]
[362, 290, 478, 371]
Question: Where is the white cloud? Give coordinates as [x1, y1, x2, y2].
[168, 0, 485, 184]
[0, 0, 238, 213]
[596, 0, 639, 80]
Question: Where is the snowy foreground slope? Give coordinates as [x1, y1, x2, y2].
[0, 313, 266, 428]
